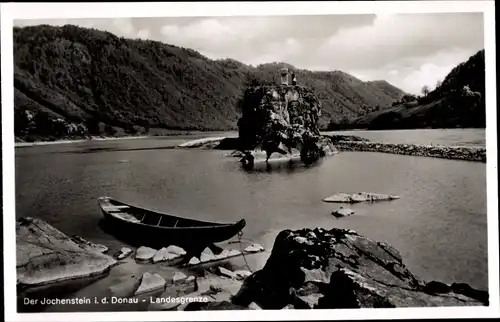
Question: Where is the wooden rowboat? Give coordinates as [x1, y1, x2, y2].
[98, 197, 246, 250]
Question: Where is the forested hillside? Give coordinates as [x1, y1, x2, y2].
[13, 24, 405, 141]
[346, 50, 486, 130]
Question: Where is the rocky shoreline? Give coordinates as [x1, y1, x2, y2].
[334, 140, 486, 163]
[16, 217, 488, 312]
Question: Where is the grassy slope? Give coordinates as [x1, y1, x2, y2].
[14, 24, 405, 140]
[349, 50, 486, 130]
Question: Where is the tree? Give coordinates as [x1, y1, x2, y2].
[421, 85, 430, 97]
[436, 80, 442, 89]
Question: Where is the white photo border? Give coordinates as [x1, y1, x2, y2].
[2, 1, 498, 321]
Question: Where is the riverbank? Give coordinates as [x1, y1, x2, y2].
[15, 130, 232, 148]
[174, 135, 486, 163]
[16, 217, 488, 312]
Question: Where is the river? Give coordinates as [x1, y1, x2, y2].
[14, 128, 488, 290]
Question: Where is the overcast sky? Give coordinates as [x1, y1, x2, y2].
[15, 13, 484, 94]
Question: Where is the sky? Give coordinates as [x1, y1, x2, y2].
[14, 13, 484, 94]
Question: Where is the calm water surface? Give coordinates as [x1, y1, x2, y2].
[15, 129, 488, 290]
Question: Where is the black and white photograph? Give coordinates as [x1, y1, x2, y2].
[2, 1, 498, 321]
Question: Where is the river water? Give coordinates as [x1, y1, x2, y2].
[14, 128, 488, 290]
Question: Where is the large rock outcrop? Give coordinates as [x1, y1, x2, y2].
[16, 217, 117, 286]
[237, 85, 332, 164]
[232, 228, 488, 309]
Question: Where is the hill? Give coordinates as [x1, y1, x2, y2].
[13, 24, 405, 141]
[345, 50, 485, 130]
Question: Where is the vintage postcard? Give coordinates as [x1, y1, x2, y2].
[2, 1, 498, 321]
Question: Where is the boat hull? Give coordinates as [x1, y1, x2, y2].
[100, 204, 246, 250]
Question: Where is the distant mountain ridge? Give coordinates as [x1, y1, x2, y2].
[13, 24, 405, 141]
[346, 49, 486, 130]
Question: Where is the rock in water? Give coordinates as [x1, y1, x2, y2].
[152, 247, 182, 263]
[135, 246, 158, 261]
[135, 272, 166, 295]
[331, 207, 355, 218]
[117, 247, 133, 260]
[237, 85, 334, 164]
[232, 228, 488, 309]
[323, 192, 400, 203]
[16, 217, 117, 286]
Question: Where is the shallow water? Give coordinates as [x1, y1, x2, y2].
[14, 129, 488, 290]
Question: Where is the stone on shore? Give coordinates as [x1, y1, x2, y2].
[232, 228, 488, 309]
[173, 271, 188, 284]
[200, 247, 217, 262]
[188, 257, 201, 265]
[108, 276, 142, 297]
[245, 244, 265, 253]
[219, 267, 237, 279]
[323, 192, 400, 203]
[152, 247, 182, 263]
[234, 270, 252, 280]
[164, 245, 187, 256]
[196, 272, 243, 297]
[134, 272, 166, 295]
[248, 302, 262, 310]
[227, 249, 242, 257]
[117, 247, 133, 260]
[331, 207, 355, 218]
[135, 246, 157, 261]
[16, 217, 117, 286]
[215, 249, 231, 260]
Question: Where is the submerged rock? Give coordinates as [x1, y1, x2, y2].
[331, 207, 355, 218]
[135, 246, 157, 261]
[232, 228, 488, 309]
[135, 272, 166, 295]
[323, 192, 400, 203]
[16, 217, 117, 286]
